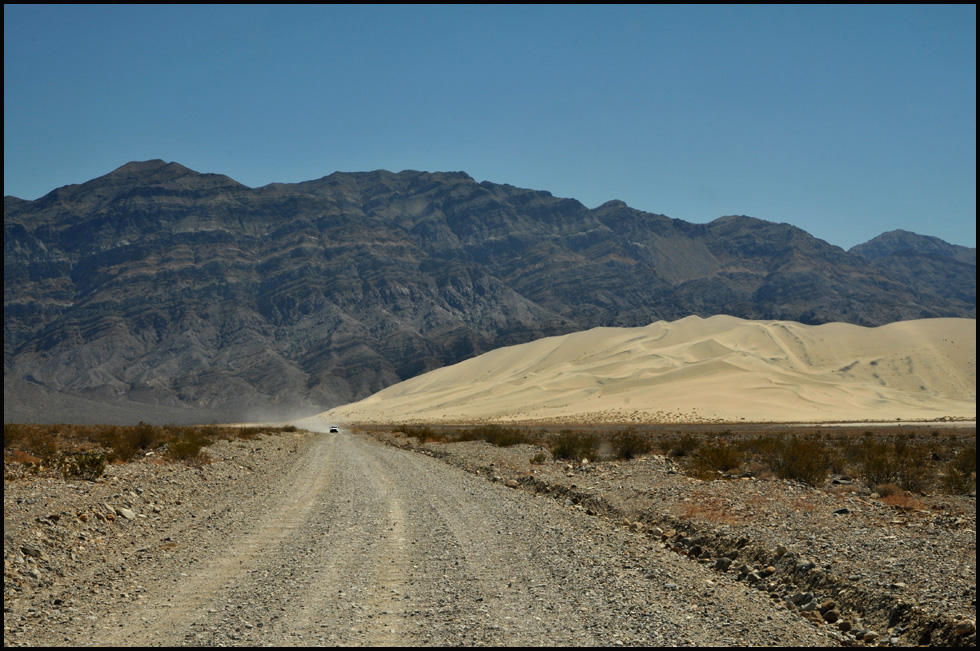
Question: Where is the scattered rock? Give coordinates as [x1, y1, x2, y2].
[954, 619, 976, 636]
[21, 545, 43, 559]
[116, 508, 137, 521]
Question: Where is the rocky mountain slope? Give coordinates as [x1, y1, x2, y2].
[4, 161, 976, 424]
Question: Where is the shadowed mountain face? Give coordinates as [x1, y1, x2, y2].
[4, 161, 976, 424]
[849, 230, 977, 310]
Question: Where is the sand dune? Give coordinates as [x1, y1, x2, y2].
[315, 316, 976, 426]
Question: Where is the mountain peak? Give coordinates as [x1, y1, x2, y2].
[104, 160, 198, 181]
[97, 160, 247, 193]
[596, 199, 629, 210]
[110, 159, 171, 174]
[851, 230, 976, 264]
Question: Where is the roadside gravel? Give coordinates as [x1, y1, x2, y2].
[3, 428, 972, 646]
[392, 432, 976, 647]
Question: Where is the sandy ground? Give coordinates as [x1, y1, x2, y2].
[315, 316, 976, 426]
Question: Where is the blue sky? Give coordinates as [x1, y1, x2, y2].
[4, 5, 975, 249]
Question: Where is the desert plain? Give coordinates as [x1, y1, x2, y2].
[5, 315, 976, 646]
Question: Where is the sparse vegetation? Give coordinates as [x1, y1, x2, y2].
[58, 452, 108, 481]
[100, 422, 163, 461]
[659, 433, 700, 458]
[550, 430, 599, 462]
[455, 424, 528, 447]
[383, 422, 976, 496]
[857, 437, 926, 492]
[612, 427, 652, 460]
[165, 428, 210, 463]
[5, 424, 50, 459]
[4, 422, 303, 478]
[4, 423, 24, 450]
[530, 451, 549, 465]
[771, 436, 830, 487]
[394, 424, 440, 441]
[942, 444, 977, 494]
[393, 423, 535, 448]
[691, 441, 744, 478]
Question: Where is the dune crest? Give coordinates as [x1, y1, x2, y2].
[317, 316, 976, 425]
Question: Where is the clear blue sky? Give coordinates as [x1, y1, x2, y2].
[4, 5, 976, 249]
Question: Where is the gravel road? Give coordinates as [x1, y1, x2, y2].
[5, 429, 846, 646]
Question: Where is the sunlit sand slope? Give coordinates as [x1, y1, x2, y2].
[316, 316, 976, 425]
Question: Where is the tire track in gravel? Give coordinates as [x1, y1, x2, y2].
[382, 448, 605, 645]
[91, 431, 841, 647]
[99, 432, 342, 645]
[283, 435, 414, 646]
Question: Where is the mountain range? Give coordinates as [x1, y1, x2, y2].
[4, 160, 975, 424]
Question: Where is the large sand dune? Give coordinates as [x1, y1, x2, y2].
[316, 316, 976, 425]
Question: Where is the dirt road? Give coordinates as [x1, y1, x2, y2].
[6, 431, 841, 646]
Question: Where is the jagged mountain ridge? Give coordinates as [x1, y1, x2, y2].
[4, 160, 976, 424]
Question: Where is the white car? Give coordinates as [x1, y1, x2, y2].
[328, 425, 340, 433]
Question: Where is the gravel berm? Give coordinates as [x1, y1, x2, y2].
[3, 428, 970, 646]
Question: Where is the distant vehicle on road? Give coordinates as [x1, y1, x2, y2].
[329, 425, 340, 433]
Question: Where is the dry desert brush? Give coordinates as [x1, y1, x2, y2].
[550, 429, 600, 462]
[612, 427, 653, 460]
[4, 422, 301, 476]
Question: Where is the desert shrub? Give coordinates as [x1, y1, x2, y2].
[880, 491, 924, 509]
[200, 424, 221, 439]
[550, 430, 599, 462]
[860, 440, 899, 487]
[736, 434, 783, 459]
[612, 428, 652, 460]
[108, 431, 140, 461]
[891, 437, 928, 492]
[529, 451, 549, 465]
[772, 437, 829, 486]
[395, 425, 441, 442]
[22, 426, 59, 459]
[237, 426, 265, 440]
[837, 437, 870, 477]
[691, 441, 744, 478]
[660, 433, 699, 458]
[857, 438, 927, 492]
[456, 425, 527, 447]
[58, 452, 107, 481]
[895, 457, 927, 493]
[874, 482, 903, 498]
[102, 422, 163, 461]
[941, 444, 977, 494]
[132, 421, 162, 449]
[4, 423, 25, 450]
[825, 446, 848, 476]
[94, 425, 119, 453]
[166, 429, 210, 463]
